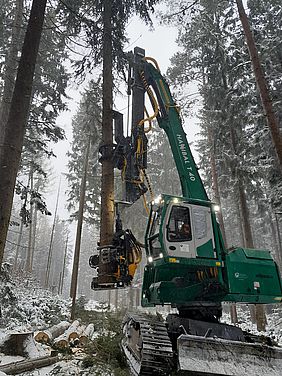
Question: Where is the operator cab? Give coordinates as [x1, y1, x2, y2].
[146, 195, 216, 260]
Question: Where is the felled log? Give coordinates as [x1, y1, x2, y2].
[70, 325, 85, 346]
[70, 324, 85, 341]
[66, 320, 80, 341]
[52, 335, 68, 350]
[53, 320, 80, 349]
[79, 324, 95, 345]
[0, 354, 59, 375]
[34, 321, 70, 344]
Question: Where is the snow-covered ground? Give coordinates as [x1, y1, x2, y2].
[0, 267, 126, 375]
[0, 265, 281, 375]
[221, 303, 282, 346]
[0, 266, 69, 332]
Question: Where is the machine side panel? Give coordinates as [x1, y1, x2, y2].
[225, 248, 282, 303]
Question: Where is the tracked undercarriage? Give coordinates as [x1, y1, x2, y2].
[122, 309, 282, 376]
[122, 313, 174, 375]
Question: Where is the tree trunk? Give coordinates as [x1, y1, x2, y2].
[99, 0, 114, 246]
[59, 235, 68, 295]
[0, 0, 23, 143]
[30, 176, 41, 271]
[98, 0, 115, 285]
[230, 125, 266, 331]
[30, 203, 38, 270]
[274, 212, 282, 269]
[0, 0, 48, 267]
[236, 0, 282, 167]
[26, 167, 34, 272]
[237, 172, 267, 330]
[70, 138, 91, 319]
[207, 125, 227, 246]
[14, 219, 24, 272]
[235, 200, 245, 247]
[45, 177, 61, 288]
[129, 285, 134, 308]
[14, 172, 32, 272]
[114, 288, 118, 309]
[255, 304, 267, 331]
[135, 287, 140, 308]
[0, 355, 59, 375]
[108, 289, 111, 309]
[230, 303, 238, 324]
[249, 304, 256, 324]
[237, 177, 254, 248]
[53, 320, 81, 349]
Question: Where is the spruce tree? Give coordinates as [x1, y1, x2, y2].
[0, 0, 48, 266]
[66, 80, 102, 225]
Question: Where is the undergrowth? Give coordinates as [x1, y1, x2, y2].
[75, 302, 129, 376]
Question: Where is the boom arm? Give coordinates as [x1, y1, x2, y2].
[142, 60, 208, 201]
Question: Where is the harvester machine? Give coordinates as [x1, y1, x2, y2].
[89, 47, 282, 375]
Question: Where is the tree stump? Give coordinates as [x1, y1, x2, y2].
[0, 333, 33, 357]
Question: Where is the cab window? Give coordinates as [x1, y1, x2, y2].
[148, 207, 162, 259]
[149, 208, 161, 237]
[167, 206, 192, 242]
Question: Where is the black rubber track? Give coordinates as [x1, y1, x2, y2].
[122, 313, 174, 376]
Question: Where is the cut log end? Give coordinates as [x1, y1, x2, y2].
[34, 331, 50, 343]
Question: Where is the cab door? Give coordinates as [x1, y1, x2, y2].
[163, 203, 215, 259]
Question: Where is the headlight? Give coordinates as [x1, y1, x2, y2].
[213, 204, 220, 212]
[153, 195, 162, 205]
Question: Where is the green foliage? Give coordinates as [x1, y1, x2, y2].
[85, 332, 127, 372]
[22, 5, 69, 164]
[66, 80, 102, 225]
[0, 0, 16, 84]
[56, 0, 161, 79]
[0, 1, 69, 175]
[31, 215, 70, 291]
[15, 180, 51, 226]
[166, 0, 282, 251]
[75, 308, 128, 375]
[0, 268, 69, 329]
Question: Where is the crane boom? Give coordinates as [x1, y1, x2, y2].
[142, 60, 208, 201]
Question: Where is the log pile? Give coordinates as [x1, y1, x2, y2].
[34, 321, 70, 344]
[35, 320, 94, 349]
[53, 320, 81, 349]
[0, 320, 95, 374]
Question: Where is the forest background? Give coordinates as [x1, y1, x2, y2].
[0, 0, 281, 310]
